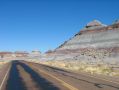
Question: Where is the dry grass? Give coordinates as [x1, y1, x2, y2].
[0, 61, 9, 69]
[40, 60, 118, 76]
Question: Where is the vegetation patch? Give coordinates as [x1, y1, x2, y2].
[41, 60, 118, 76]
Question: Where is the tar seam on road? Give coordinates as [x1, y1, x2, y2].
[31, 64, 79, 90]
[0, 65, 11, 90]
[41, 63, 119, 85]
[78, 72, 119, 85]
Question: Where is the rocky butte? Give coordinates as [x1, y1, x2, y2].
[44, 20, 119, 64]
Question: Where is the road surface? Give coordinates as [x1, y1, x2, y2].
[0, 60, 119, 90]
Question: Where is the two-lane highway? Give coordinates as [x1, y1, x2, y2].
[4, 61, 67, 90]
[0, 60, 119, 90]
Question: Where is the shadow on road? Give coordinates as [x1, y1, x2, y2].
[33, 62, 119, 89]
[6, 61, 27, 90]
[6, 61, 60, 90]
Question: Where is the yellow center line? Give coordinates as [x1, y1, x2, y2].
[30, 64, 79, 90]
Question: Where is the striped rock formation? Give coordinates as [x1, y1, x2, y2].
[57, 20, 119, 50]
[45, 20, 119, 63]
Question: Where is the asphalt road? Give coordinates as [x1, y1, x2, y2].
[0, 60, 119, 90]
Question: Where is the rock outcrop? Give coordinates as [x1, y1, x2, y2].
[57, 20, 119, 50]
[44, 20, 119, 64]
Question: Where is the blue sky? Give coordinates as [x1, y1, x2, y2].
[0, 0, 119, 52]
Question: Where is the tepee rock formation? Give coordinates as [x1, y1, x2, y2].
[45, 20, 119, 63]
[56, 20, 119, 50]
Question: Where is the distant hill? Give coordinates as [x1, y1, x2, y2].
[45, 20, 119, 63]
[42, 20, 119, 76]
[56, 20, 119, 50]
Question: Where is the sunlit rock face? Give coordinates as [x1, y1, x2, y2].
[82, 20, 106, 31]
[52, 20, 119, 62]
[57, 20, 119, 50]
[57, 29, 119, 49]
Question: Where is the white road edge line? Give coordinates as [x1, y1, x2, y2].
[0, 65, 11, 90]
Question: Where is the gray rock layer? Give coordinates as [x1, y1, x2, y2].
[50, 23, 119, 62]
[57, 23, 119, 50]
[57, 28, 119, 50]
